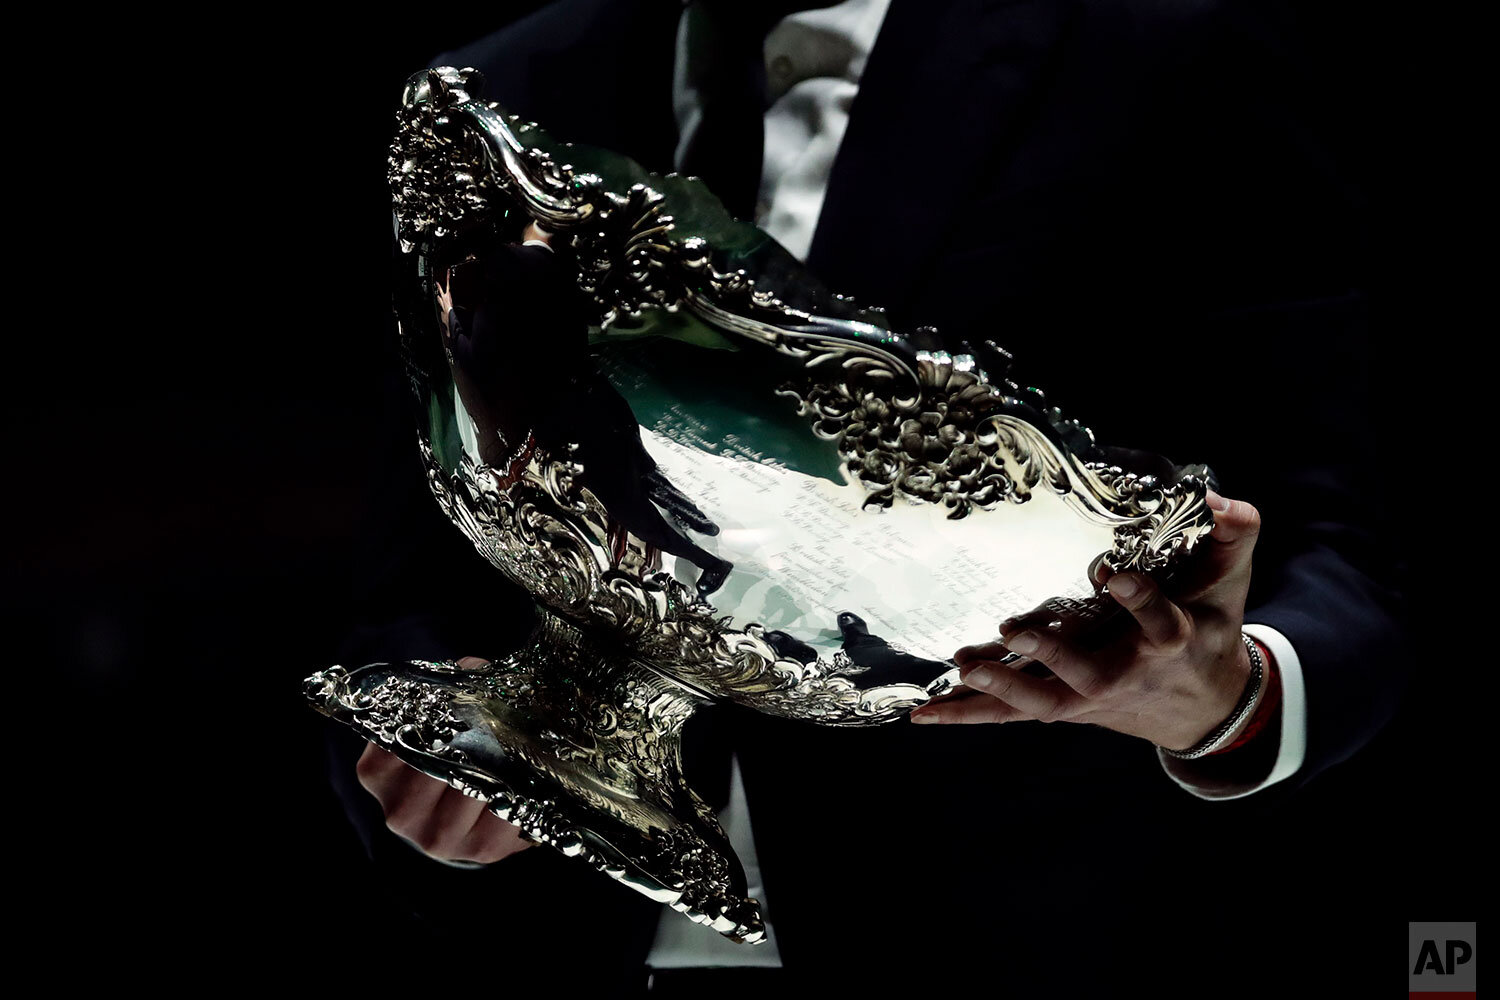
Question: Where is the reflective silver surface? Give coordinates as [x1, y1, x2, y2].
[305, 65, 1217, 939]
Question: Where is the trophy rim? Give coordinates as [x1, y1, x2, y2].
[387, 65, 1217, 725]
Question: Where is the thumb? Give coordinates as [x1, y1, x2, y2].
[1207, 491, 1261, 548]
[1183, 491, 1261, 599]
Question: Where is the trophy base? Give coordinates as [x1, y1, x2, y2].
[304, 610, 765, 943]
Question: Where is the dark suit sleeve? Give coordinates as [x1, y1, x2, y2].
[1139, 1, 1408, 791]
[1215, 292, 1407, 789]
[1148, 289, 1408, 796]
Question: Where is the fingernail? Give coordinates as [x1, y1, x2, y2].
[911, 711, 939, 724]
[964, 665, 994, 687]
[1110, 575, 1139, 600]
[1207, 492, 1230, 512]
[1005, 632, 1038, 655]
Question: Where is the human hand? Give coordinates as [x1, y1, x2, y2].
[910, 491, 1264, 752]
[355, 660, 534, 865]
[520, 219, 553, 247]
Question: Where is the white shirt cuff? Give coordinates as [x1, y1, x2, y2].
[1156, 623, 1308, 800]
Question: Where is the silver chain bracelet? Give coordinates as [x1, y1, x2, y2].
[1159, 633, 1266, 760]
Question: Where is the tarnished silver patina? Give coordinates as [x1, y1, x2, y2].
[305, 65, 1217, 942]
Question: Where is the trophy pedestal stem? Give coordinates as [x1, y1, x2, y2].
[305, 608, 766, 943]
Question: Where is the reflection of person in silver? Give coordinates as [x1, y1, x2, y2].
[438, 220, 733, 597]
[435, 262, 530, 477]
[839, 611, 951, 683]
[764, 612, 954, 687]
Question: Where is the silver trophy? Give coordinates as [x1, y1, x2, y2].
[304, 66, 1216, 943]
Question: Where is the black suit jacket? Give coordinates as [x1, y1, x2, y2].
[327, 0, 1404, 987]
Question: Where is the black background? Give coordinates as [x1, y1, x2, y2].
[18, 2, 1477, 989]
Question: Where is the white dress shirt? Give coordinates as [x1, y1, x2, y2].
[650, 0, 1310, 967]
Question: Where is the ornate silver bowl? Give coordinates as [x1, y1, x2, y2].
[304, 66, 1216, 943]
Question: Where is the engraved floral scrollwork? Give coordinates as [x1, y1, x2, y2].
[574, 184, 687, 325]
[783, 349, 1028, 517]
[1078, 463, 1215, 574]
[389, 68, 505, 254]
[778, 346, 1213, 572]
